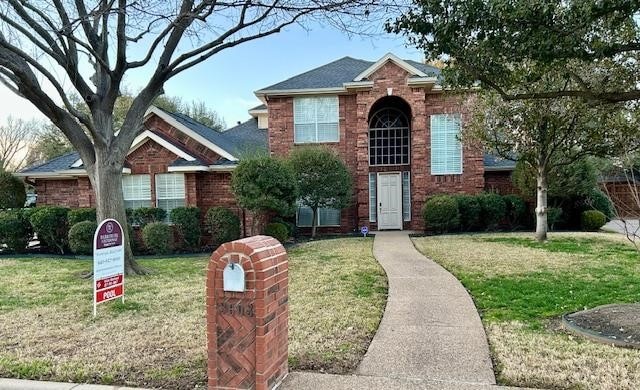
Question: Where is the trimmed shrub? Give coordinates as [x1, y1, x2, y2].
[478, 193, 506, 230]
[68, 208, 96, 226]
[265, 222, 289, 243]
[0, 171, 26, 209]
[271, 217, 296, 238]
[205, 207, 241, 247]
[170, 207, 201, 251]
[29, 206, 69, 254]
[422, 195, 460, 233]
[131, 207, 166, 227]
[547, 207, 563, 231]
[503, 195, 527, 229]
[142, 222, 173, 255]
[587, 190, 615, 220]
[68, 221, 97, 255]
[453, 195, 481, 231]
[127, 224, 144, 255]
[581, 210, 607, 232]
[0, 209, 32, 253]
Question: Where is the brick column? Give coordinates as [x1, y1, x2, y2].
[206, 235, 289, 390]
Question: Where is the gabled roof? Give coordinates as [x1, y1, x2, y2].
[19, 151, 81, 174]
[484, 154, 517, 171]
[19, 107, 267, 177]
[256, 54, 441, 95]
[223, 118, 268, 156]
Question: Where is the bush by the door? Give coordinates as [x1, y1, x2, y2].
[422, 195, 460, 233]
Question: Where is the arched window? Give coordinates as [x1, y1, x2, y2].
[369, 107, 410, 166]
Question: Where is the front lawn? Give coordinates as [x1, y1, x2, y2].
[413, 232, 640, 390]
[0, 237, 386, 389]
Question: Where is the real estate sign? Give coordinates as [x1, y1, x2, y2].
[93, 219, 125, 316]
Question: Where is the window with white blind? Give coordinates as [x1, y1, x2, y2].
[296, 206, 341, 227]
[431, 114, 463, 175]
[369, 173, 377, 222]
[122, 175, 151, 209]
[155, 173, 185, 220]
[294, 96, 339, 143]
[402, 171, 411, 221]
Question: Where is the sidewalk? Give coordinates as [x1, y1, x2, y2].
[0, 379, 145, 390]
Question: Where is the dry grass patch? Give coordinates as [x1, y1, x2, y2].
[489, 322, 640, 390]
[0, 237, 386, 388]
[412, 232, 640, 390]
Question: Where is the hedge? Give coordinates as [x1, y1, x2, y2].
[422, 195, 459, 233]
[129, 207, 166, 227]
[454, 195, 481, 231]
[0, 209, 32, 253]
[68, 221, 97, 255]
[503, 194, 527, 229]
[68, 208, 96, 226]
[478, 193, 506, 230]
[0, 171, 26, 209]
[581, 210, 607, 231]
[142, 222, 173, 255]
[170, 207, 201, 250]
[29, 206, 69, 254]
[265, 222, 289, 243]
[205, 207, 241, 247]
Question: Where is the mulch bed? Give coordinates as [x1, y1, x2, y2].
[563, 304, 640, 348]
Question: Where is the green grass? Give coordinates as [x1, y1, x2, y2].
[413, 232, 640, 390]
[0, 237, 386, 388]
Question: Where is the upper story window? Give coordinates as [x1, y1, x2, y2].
[369, 107, 410, 166]
[122, 175, 151, 209]
[431, 114, 463, 175]
[155, 173, 186, 220]
[293, 96, 339, 143]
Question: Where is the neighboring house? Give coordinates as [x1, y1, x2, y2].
[18, 53, 517, 233]
[17, 107, 268, 227]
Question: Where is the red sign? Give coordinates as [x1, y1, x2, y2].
[95, 284, 124, 304]
[95, 274, 123, 290]
[95, 220, 123, 249]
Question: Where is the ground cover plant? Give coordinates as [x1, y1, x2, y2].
[0, 237, 386, 388]
[412, 232, 640, 389]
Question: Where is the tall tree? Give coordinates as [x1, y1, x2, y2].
[288, 146, 352, 238]
[390, 0, 640, 102]
[466, 91, 637, 241]
[0, 0, 382, 274]
[0, 117, 38, 172]
[25, 123, 73, 166]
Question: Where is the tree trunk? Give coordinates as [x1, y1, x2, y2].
[88, 151, 148, 275]
[311, 207, 318, 238]
[535, 170, 549, 242]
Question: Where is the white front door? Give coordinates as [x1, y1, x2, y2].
[377, 172, 403, 230]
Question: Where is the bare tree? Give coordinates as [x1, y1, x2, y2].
[602, 152, 640, 252]
[0, 0, 387, 274]
[0, 116, 38, 172]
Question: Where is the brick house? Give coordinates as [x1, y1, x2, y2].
[18, 53, 516, 233]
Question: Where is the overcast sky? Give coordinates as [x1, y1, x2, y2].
[0, 22, 423, 128]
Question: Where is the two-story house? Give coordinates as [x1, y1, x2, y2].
[18, 53, 515, 232]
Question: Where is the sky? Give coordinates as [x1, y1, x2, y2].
[0, 21, 423, 128]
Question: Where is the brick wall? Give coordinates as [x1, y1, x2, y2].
[603, 182, 640, 218]
[35, 179, 80, 208]
[266, 60, 486, 232]
[484, 171, 518, 194]
[146, 115, 221, 164]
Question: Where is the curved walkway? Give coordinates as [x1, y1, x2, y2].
[356, 231, 495, 384]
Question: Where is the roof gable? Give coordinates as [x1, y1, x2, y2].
[354, 53, 428, 81]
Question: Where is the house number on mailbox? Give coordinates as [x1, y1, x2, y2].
[223, 262, 245, 292]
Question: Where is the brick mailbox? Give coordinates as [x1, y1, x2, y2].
[207, 235, 289, 390]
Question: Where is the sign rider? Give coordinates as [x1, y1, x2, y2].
[93, 219, 125, 316]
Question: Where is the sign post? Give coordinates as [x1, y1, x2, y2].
[360, 226, 369, 237]
[93, 219, 125, 316]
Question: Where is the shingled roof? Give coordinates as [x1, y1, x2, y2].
[258, 56, 441, 92]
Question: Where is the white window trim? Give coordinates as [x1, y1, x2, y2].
[293, 96, 340, 144]
[430, 114, 463, 175]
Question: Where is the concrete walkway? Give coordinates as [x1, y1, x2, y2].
[281, 230, 497, 389]
[356, 231, 495, 384]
